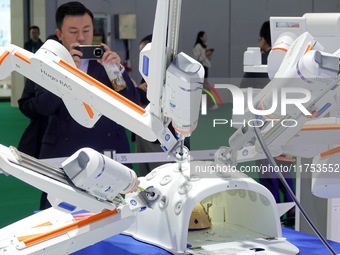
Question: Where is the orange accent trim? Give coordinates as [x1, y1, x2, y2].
[275, 156, 296, 162]
[18, 234, 41, 243]
[14, 52, 30, 64]
[58, 59, 145, 115]
[0, 51, 10, 64]
[301, 124, 340, 131]
[304, 44, 313, 55]
[271, 47, 288, 52]
[18, 209, 118, 248]
[172, 124, 192, 135]
[83, 102, 94, 119]
[305, 110, 318, 119]
[122, 171, 138, 194]
[33, 222, 53, 228]
[320, 146, 340, 159]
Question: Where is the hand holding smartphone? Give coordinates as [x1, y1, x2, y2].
[73, 45, 104, 59]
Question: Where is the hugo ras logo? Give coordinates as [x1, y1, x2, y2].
[201, 84, 312, 116]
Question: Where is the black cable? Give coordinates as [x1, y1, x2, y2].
[253, 122, 338, 255]
[123, 39, 129, 61]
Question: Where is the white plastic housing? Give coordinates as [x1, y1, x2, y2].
[163, 52, 204, 135]
[124, 161, 299, 254]
[62, 148, 137, 201]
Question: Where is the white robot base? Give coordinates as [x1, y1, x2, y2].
[124, 161, 299, 255]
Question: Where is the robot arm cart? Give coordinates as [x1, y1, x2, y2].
[0, 145, 161, 255]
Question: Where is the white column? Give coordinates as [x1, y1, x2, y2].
[10, 0, 25, 107]
[30, 0, 46, 40]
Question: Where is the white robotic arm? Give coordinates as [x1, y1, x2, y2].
[226, 31, 340, 167]
[226, 30, 340, 255]
[0, 38, 203, 161]
[0, 40, 174, 151]
[138, 0, 204, 160]
[241, 14, 340, 202]
[0, 144, 161, 255]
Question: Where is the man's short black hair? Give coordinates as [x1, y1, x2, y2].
[140, 34, 152, 45]
[29, 25, 40, 32]
[259, 21, 271, 47]
[56, 1, 94, 30]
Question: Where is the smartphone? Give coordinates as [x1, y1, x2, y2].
[74, 45, 104, 59]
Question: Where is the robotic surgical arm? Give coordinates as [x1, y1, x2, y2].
[0, 144, 161, 255]
[216, 31, 340, 169]
[241, 13, 340, 201]
[0, 37, 203, 167]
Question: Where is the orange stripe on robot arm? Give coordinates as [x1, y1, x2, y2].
[271, 47, 288, 52]
[172, 124, 192, 135]
[304, 44, 313, 54]
[305, 110, 318, 119]
[33, 221, 53, 228]
[14, 51, 31, 64]
[83, 102, 94, 119]
[275, 156, 296, 162]
[58, 59, 145, 115]
[301, 124, 340, 131]
[0, 51, 10, 64]
[18, 209, 118, 248]
[320, 146, 340, 159]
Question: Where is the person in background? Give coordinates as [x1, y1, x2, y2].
[258, 20, 272, 65]
[240, 21, 272, 88]
[241, 21, 295, 227]
[35, 1, 140, 209]
[193, 31, 214, 78]
[17, 80, 49, 159]
[24, 25, 44, 53]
